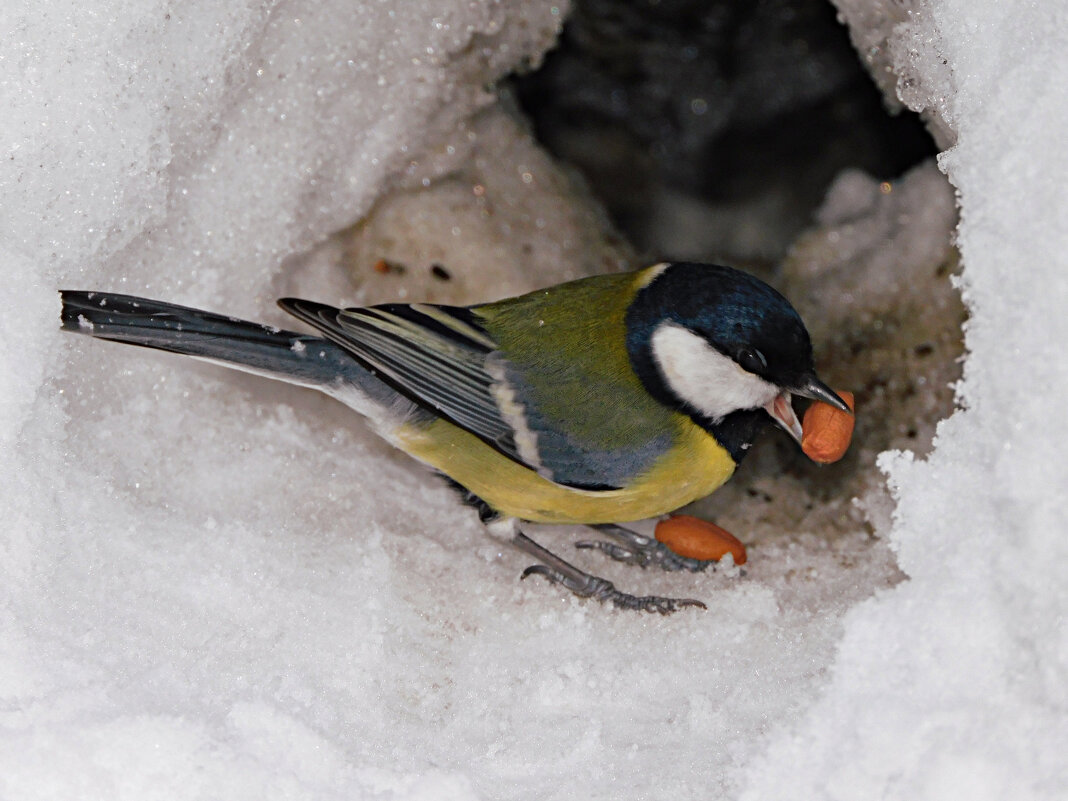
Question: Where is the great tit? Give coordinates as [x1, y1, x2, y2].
[60, 262, 847, 613]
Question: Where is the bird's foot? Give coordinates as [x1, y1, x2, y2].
[512, 531, 705, 614]
[521, 564, 705, 613]
[575, 523, 713, 572]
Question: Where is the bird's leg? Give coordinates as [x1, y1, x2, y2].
[576, 523, 713, 573]
[486, 519, 705, 614]
[517, 532, 707, 614]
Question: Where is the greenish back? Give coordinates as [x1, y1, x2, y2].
[474, 270, 678, 488]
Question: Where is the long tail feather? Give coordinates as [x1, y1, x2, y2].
[58, 291, 393, 405]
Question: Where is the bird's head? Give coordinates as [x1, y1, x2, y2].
[625, 262, 848, 446]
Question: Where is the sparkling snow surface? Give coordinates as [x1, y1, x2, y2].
[2, 1, 1066, 799]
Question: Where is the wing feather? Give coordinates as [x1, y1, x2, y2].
[279, 298, 523, 462]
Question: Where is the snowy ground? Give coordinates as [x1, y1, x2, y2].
[2, 1, 1066, 799]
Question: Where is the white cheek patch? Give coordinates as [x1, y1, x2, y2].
[650, 323, 779, 422]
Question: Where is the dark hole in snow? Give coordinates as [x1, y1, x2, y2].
[512, 0, 937, 266]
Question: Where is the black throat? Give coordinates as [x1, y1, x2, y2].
[691, 408, 769, 464]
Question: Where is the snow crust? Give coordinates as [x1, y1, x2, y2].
[742, 2, 1068, 798]
[2, 1, 1065, 799]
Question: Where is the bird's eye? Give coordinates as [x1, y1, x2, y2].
[737, 347, 767, 373]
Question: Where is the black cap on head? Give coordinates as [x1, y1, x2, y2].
[626, 263, 816, 395]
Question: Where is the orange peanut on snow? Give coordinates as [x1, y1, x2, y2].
[655, 515, 747, 565]
[801, 390, 855, 464]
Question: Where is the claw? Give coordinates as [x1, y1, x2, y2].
[583, 524, 714, 573]
[601, 586, 707, 613]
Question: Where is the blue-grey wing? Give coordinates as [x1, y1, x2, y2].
[280, 299, 523, 459]
[278, 298, 666, 491]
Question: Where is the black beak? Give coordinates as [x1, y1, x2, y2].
[793, 374, 852, 413]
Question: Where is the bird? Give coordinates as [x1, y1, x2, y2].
[59, 261, 848, 613]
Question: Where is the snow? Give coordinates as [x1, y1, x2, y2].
[742, 2, 1068, 798]
[2, 1, 1066, 799]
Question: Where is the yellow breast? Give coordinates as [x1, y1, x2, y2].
[394, 414, 736, 525]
